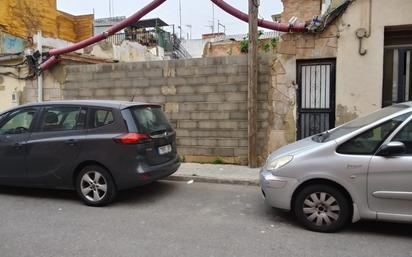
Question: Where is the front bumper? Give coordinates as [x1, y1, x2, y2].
[260, 169, 299, 210]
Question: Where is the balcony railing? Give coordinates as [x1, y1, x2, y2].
[104, 29, 191, 59]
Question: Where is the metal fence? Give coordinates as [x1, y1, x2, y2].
[104, 29, 191, 59]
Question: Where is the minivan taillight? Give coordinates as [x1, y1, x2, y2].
[114, 133, 150, 144]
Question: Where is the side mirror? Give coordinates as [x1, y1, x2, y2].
[377, 141, 406, 156]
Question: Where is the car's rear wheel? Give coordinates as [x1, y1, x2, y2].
[293, 184, 351, 233]
[76, 165, 117, 207]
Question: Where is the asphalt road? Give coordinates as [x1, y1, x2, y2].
[0, 181, 411, 257]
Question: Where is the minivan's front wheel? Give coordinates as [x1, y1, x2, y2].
[76, 165, 117, 207]
[293, 184, 350, 233]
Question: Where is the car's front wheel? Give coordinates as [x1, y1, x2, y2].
[293, 184, 351, 233]
[76, 165, 117, 207]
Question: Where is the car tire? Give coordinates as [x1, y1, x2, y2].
[75, 165, 117, 207]
[293, 184, 351, 233]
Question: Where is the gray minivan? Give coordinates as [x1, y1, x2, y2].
[0, 100, 180, 206]
[261, 103, 412, 232]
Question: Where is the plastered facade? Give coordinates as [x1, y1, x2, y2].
[335, 0, 412, 124]
[268, 0, 412, 155]
[0, 0, 93, 42]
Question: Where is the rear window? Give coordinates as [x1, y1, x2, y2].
[89, 109, 114, 128]
[130, 106, 172, 134]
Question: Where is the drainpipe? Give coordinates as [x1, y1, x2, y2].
[39, 0, 167, 71]
[356, 0, 372, 55]
[37, 31, 43, 102]
[210, 0, 306, 32]
[366, 0, 372, 38]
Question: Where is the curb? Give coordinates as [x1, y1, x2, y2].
[163, 175, 260, 186]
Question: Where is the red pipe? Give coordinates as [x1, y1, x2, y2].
[47, 0, 167, 57]
[210, 0, 306, 32]
[40, 0, 306, 72]
[39, 55, 59, 71]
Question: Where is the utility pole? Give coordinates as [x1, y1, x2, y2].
[179, 0, 182, 39]
[248, 0, 259, 168]
[109, 0, 111, 17]
[212, 3, 215, 34]
[37, 31, 43, 103]
[112, 0, 115, 17]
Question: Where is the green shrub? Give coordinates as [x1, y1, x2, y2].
[212, 158, 225, 165]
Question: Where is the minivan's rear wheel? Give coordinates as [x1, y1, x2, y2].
[293, 184, 350, 233]
[76, 165, 117, 207]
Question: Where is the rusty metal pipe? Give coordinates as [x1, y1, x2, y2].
[210, 0, 306, 32]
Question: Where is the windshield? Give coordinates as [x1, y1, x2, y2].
[130, 106, 172, 135]
[315, 104, 411, 142]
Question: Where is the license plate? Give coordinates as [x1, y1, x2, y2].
[158, 144, 172, 155]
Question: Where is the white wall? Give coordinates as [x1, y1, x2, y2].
[336, 0, 412, 123]
[87, 41, 163, 62]
[181, 39, 209, 58]
[0, 74, 26, 112]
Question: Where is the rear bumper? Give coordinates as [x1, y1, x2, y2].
[260, 169, 298, 210]
[116, 155, 181, 190]
[138, 155, 181, 181]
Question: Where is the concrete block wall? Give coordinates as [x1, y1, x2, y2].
[61, 56, 272, 165]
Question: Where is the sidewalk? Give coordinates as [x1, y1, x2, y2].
[164, 163, 261, 186]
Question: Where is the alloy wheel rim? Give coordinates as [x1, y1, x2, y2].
[80, 171, 108, 202]
[303, 192, 341, 227]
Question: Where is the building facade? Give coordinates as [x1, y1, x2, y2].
[0, 0, 93, 43]
[266, 0, 412, 150]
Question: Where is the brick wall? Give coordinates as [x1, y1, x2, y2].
[57, 56, 271, 165]
[281, 0, 321, 23]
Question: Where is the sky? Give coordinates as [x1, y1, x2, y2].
[57, 0, 283, 39]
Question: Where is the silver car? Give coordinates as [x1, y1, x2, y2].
[260, 103, 412, 232]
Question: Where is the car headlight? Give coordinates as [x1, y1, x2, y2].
[266, 155, 293, 171]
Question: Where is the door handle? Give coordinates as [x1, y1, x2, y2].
[65, 139, 77, 147]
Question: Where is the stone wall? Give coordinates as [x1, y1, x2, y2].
[269, 25, 339, 148]
[203, 39, 276, 58]
[36, 56, 272, 165]
[281, 0, 321, 23]
[203, 41, 243, 57]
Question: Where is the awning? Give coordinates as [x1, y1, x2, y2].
[130, 18, 169, 29]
